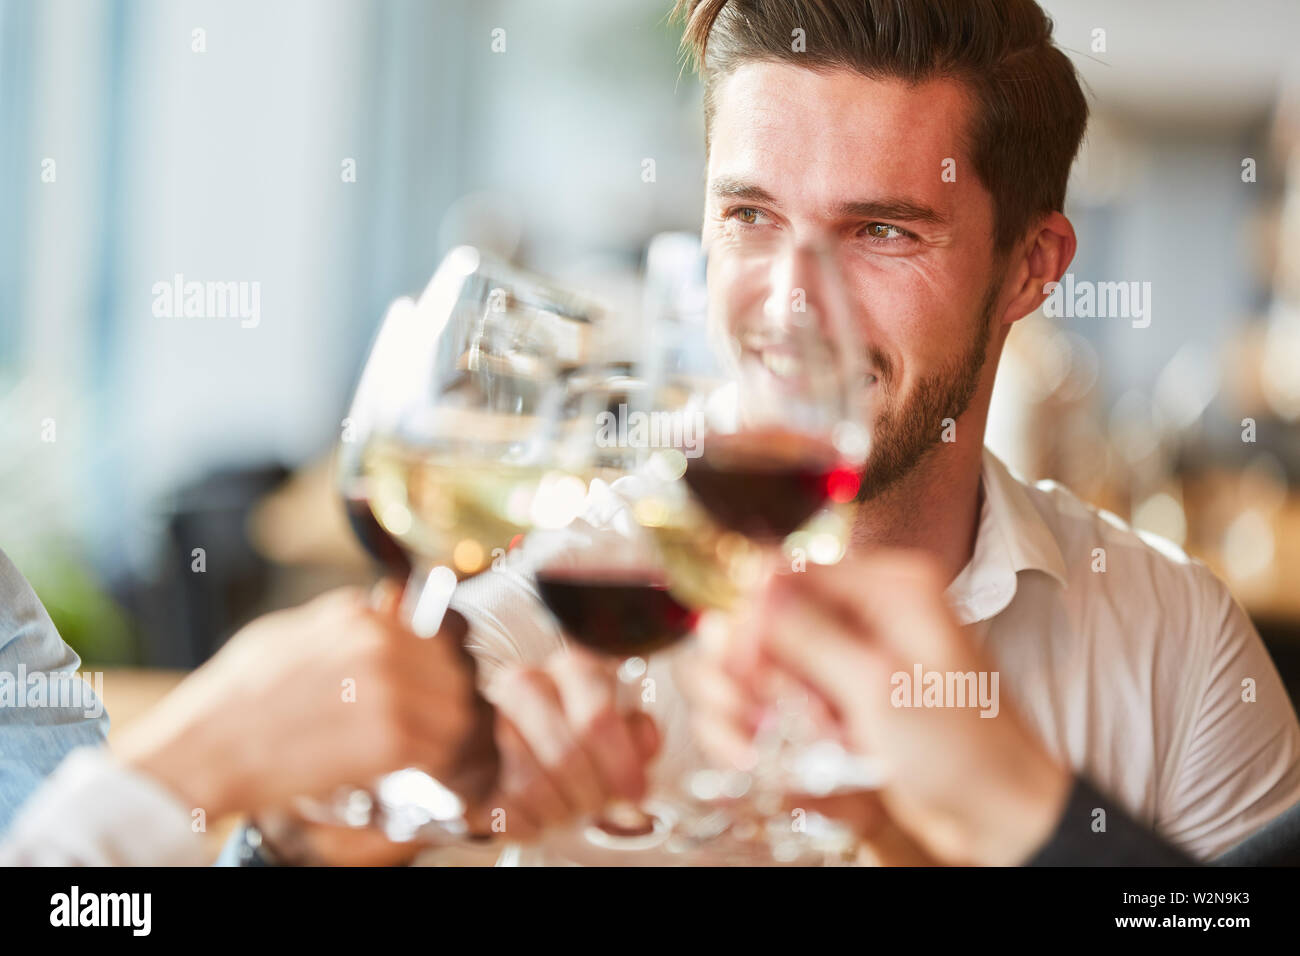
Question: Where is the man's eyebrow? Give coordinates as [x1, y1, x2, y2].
[709, 179, 947, 227]
[838, 198, 948, 226]
[709, 177, 780, 205]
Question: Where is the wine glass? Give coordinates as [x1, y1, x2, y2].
[631, 233, 881, 861]
[632, 233, 870, 602]
[528, 366, 704, 852]
[316, 245, 603, 841]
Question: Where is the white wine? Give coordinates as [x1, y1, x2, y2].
[363, 441, 587, 579]
[633, 491, 763, 612]
[643, 498, 850, 610]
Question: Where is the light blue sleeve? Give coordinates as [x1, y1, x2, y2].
[0, 548, 110, 835]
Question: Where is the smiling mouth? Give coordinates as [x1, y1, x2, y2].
[737, 327, 880, 389]
[755, 346, 801, 380]
[751, 344, 881, 389]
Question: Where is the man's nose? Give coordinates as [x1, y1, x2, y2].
[761, 242, 834, 333]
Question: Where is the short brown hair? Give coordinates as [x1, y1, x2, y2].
[672, 0, 1089, 250]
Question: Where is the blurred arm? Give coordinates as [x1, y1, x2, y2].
[0, 747, 204, 866]
[0, 548, 109, 835]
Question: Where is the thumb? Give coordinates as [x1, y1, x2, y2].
[369, 578, 404, 617]
[799, 555, 970, 670]
[757, 585, 890, 717]
[625, 711, 661, 760]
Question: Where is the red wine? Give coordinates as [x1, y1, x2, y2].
[536, 571, 700, 656]
[344, 495, 413, 579]
[683, 433, 859, 541]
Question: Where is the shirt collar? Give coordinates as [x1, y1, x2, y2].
[945, 449, 1069, 625]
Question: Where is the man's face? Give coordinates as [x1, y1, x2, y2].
[703, 63, 1006, 497]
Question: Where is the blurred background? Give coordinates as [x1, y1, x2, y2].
[2, 0, 1300, 704]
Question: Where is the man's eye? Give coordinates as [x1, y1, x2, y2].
[863, 222, 906, 241]
[728, 207, 763, 225]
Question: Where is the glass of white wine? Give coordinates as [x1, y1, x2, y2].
[319, 246, 604, 842]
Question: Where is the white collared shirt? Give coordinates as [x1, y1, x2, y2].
[960, 450, 1300, 859]
[454, 449, 1300, 861]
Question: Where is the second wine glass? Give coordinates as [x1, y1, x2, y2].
[321, 245, 603, 841]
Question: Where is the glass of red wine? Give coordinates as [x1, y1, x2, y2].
[632, 232, 881, 860]
[527, 368, 704, 851]
[630, 233, 872, 607]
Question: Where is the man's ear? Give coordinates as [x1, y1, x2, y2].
[998, 212, 1077, 326]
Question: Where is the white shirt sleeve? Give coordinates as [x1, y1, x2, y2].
[1155, 569, 1300, 859]
[0, 746, 207, 866]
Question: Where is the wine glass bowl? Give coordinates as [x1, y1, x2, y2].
[624, 236, 871, 619]
[323, 246, 605, 841]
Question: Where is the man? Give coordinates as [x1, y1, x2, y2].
[0, 548, 109, 833]
[268, 0, 1300, 863]
[669, 0, 1300, 860]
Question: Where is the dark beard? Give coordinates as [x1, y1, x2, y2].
[856, 275, 1000, 502]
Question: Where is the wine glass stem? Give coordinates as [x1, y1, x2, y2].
[401, 564, 459, 636]
[588, 657, 658, 840]
[748, 547, 804, 816]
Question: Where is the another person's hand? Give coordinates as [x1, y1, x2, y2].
[244, 643, 660, 863]
[676, 591, 938, 865]
[114, 585, 497, 825]
[750, 552, 1071, 866]
[475, 646, 661, 842]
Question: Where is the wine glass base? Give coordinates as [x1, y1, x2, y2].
[582, 800, 677, 851]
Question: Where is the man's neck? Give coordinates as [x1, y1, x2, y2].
[850, 439, 985, 587]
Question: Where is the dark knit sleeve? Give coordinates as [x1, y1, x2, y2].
[1026, 777, 1197, 866]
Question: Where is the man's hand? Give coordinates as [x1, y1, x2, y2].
[115, 585, 497, 823]
[241, 642, 659, 863]
[674, 603, 839, 771]
[673, 609, 764, 771]
[751, 551, 1071, 866]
